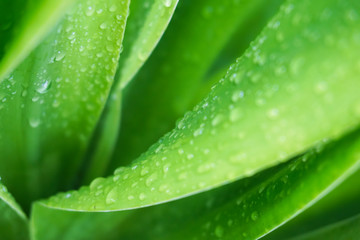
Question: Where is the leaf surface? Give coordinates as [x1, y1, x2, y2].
[0, 0, 130, 209]
[0, 182, 28, 240]
[39, 0, 360, 212]
[0, 0, 76, 81]
[31, 124, 360, 239]
[109, 0, 284, 170]
[292, 214, 360, 240]
[81, 0, 179, 183]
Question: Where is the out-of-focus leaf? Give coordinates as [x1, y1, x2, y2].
[0, 0, 130, 209]
[117, 0, 179, 88]
[263, 165, 360, 239]
[0, 0, 76, 82]
[40, 0, 360, 212]
[291, 214, 360, 240]
[108, 0, 284, 170]
[81, 0, 179, 184]
[81, 93, 122, 184]
[0, 182, 28, 240]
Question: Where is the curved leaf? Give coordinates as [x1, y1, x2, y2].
[117, 0, 179, 88]
[0, 0, 130, 208]
[81, 0, 179, 184]
[292, 214, 360, 240]
[0, 0, 76, 82]
[31, 128, 360, 239]
[0, 182, 28, 240]
[41, 0, 360, 212]
[109, 0, 285, 170]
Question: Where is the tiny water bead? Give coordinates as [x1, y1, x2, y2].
[163, 0, 172, 8]
[36, 80, 52, 94]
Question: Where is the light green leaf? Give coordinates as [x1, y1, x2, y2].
[264, 166, 360, 239]
[41, 0, 360, 211]
[31, 128, 360, 239]
[81, 0, 179, 184]
[292, 214, 360, 240]
[117, 0, 179, 88]
[0, 182, 28, 240]
[0, 0, 76, 82]
[109, 0, 285, 170]
[81, 92, 122, 184]
[0, 0, 130, 209]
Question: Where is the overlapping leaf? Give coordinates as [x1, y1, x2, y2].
[82, 0, 179, 183]
[109, 0, 285, 170]
[0, 182, 28, 240]
[40, 0, 360, 212]
[0, 0, 76, 81]
[0, 0, 130, 208]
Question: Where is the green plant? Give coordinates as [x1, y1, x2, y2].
[0, 0, 359, 239]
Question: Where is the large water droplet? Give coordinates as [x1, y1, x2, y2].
[36, 80, 51, 94]
[29, 117, 41, 128]
[163, 0, 172, 7]
[106, 188, 117, 204]
[89, 177, 105, 191]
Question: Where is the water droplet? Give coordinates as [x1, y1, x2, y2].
[109, 5, 117, 12]
[137, 50, 147, 61]
[231, 90, 244, 102]
[193, 127, 204, 137]
[197, 163, 215, 173]
[139, 193, 146, 200]
[99, 23, 107, 29]
[106, 44, 114, 52]
[36, 80, 51, 94]
[55, 51, 65, 61]
[127, 195, 134, 200]
[145, 173, 158, 186]
[211, 114, 224, 126]
[29, 117, 41, 128]
[90, 177, 105, 191]
[215, 225, 224, 237]
[251, 211, 259, 221]
[163, 164, 170, 173]
[106, 188, 117, 204]
[140, 167, 149, 176]
[163, 0, 172, 7]
[85, 6, 95, 16]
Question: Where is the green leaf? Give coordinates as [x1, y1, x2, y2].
[117, 0, 179, 88]
[0, 182, 28, 240]
[42, 0, 360, 211]
[0, 0, 130, 209]
[292, 214, 360, 240]
[81, 0, 179, 184]
[264, 166, 360, 239]
[0, 0, 76, 82]
[109, 0, 285, 170]
[31, 129, 360, 239]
